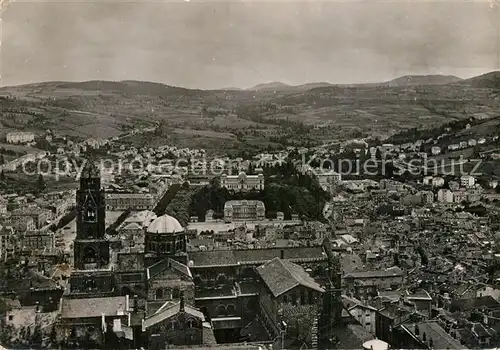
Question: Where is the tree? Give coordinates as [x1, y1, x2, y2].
[0, 154, 4, 165]
[0, 170, 5, 181]
[36, 174, 46, 192]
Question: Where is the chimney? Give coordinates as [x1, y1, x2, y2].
[280, 250, 285, 259]
[180, 290, 185, 312]
[133, 295, 138, 313]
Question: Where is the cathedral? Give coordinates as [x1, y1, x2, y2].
[56, 160, 346, 349]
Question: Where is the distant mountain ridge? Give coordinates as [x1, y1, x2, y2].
[249, 82, 292, 91]
[248, 74, 465, 92]
[2, 71, 499, 95]
[383, 74, 463, 87]
[457, 71, 500, 89]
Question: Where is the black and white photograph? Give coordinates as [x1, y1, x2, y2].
[0, 1, 499, 349]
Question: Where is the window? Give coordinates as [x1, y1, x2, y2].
[170, 320, 177, 330]
[226, 304, 236, 316]
[156, 289, 163, 300]
[187, 319, 196, 329]
[300, 290, 306, 305]
[83, 247, 97, 263]
[172, 288, 180, 299]
[8, 315, 13, 321]
[216, 305, 226, 316]
[291, 293, 297, 306]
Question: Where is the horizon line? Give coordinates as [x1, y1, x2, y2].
[0, 69, 498, 91]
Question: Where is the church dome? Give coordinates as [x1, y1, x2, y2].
[147, 214, 184, 234]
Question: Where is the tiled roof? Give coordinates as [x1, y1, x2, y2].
[344, 266, 403, 279]
[147, 257, 192, 280]
[142, 300, 204, 330]
[61, 296, 127, 319]
[188, 246, 326, 267]
[451, 296, 500, 312]
[256, 258, 324, 297]
[401, 322, 464, 349]
[329, 323, 374, 349]
[472, 322, 493, 338]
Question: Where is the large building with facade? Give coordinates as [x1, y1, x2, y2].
[105, 193, 155, 211]
[220, 172, 264, 192]
[223, 200, 265, 222]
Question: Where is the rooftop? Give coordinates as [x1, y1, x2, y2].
[61, 296, 127, 319]
[257, 258, 324, 297]
[401, 321, 464, 349]
[344, 266, 403, 279]
[142, 300, 204, 330]
[188, 246, 327, 267]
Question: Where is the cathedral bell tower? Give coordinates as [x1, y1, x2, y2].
[73, 160, 110, 270]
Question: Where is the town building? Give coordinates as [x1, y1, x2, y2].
[257, 257, 325, 349]
[10, 206, 52, 229]
[343, 267, 404, 298]
[223, 200, 266, 222]
[315, 170, 342, 191]
[431, 177, 445, 187]
[105, 193, 155, 211]
[21, 231, 55, 252]
[461, 175, 475, 188]
[220, 172, 264, 192]
[437, 189, 454, 203]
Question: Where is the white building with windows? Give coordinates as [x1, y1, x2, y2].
[460, 175, 475, 188]
[6, 132, 35, 144]
[437, 189, 454, 203]
[220, 172, 264, 192]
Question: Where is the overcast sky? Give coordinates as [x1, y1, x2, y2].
[1, 0, 499, 89]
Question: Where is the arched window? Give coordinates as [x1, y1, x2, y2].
[216, 274, 227, 285]
[164, 289, 172, 300]
[156, 289, 163, 300]
[226, 304, 236, 316]
[241, 267, 255, 280]
[172, 288, 180, 299]
[160, 243, 165, 252]
[291, 293, 297, 306]
[83, 247, 97, 263]
[193, 275, 202, 285]
[283, 295, 288, 303]
[169, 320, 177, 330]
[308, 290, 313, 304]
[187, 318, 196, 329]
[216, 305, 226, 316]
[300, 290, 306, 305]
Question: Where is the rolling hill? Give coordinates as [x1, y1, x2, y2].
[383, 75, 463, 87]
[249, 82, 292, 91]
[0, 71, 499, 153]
[457, 71, 500, 89]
